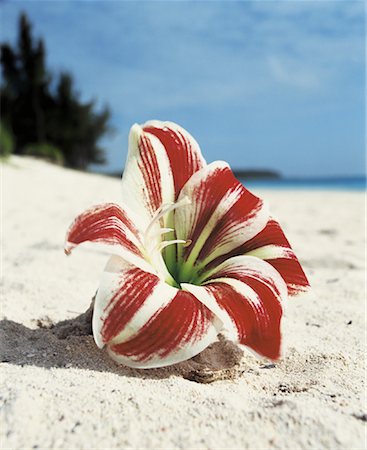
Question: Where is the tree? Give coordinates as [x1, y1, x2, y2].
[0, 12, 111, 169]
[49, 72, 109, 169]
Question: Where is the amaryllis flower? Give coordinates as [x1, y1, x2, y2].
[65, 120, 309, 369]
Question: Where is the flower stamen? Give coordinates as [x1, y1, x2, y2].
[156, 239, 191, 253]
[143, 196, 191, 249]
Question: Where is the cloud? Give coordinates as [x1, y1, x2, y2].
[268, 56, 321, 89]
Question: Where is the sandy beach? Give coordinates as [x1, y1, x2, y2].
[1, 156, 365, 449]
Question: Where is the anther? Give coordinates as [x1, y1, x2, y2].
[144, 196, 191, 246]
[156, 239, 192, 253]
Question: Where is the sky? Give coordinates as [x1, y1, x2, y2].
[0, 0, 365, 177]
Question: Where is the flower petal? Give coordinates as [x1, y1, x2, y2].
[207, 218, 310, 297]
[93, 256, 220, 368]
[121, 124, 174, 233]
[64, 203, 152, 273]
[175, 162, 269, 281]
[121, 121, 206, 233]
[143, 120, 206, 197]
[244, 219, 310, 296]
[183, 255, 287, 360]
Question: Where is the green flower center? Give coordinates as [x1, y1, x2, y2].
[143, 197, 199, 289]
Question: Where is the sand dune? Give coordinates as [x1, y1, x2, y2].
[1, 156, 365, 449]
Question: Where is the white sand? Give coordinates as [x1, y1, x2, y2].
[1, 156, 366, 449]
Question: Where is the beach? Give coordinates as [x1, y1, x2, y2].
[1, 156, 365, 449]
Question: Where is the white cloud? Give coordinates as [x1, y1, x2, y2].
[268, 56, 321, 89]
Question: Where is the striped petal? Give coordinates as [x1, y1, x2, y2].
[143, 120, 206, 198]
[64, 203, 152, 273]
[93, 256, 220, 368]
[207, 219, 310, 297]
[183, 256, 287, 360]
[175, 161, 269, 282]
[244, 219, 310, 296]
[121, 121, 206, 233]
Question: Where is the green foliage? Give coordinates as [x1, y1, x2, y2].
[0, 12, 111, 169]
[48, 72, 110, 169]
[23, 142, 64, 165]
[0, 122, 15, 158]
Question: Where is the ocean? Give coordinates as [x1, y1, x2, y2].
[238, 176, 366, 191]
[100, 169, 366, 191]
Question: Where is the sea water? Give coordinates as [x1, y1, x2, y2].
[239, 176, 366, 191]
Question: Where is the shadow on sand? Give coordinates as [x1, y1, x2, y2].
[0, 304, 244, 383]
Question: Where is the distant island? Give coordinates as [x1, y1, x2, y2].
[233, 169, 281, 180]
[105, 169, 282, 180]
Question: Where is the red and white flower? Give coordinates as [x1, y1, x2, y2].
[65, 120, 310, 368]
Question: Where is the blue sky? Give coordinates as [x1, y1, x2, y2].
[0, 1, 365, 177]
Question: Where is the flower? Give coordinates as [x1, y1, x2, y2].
[65, 120, 310, 369]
